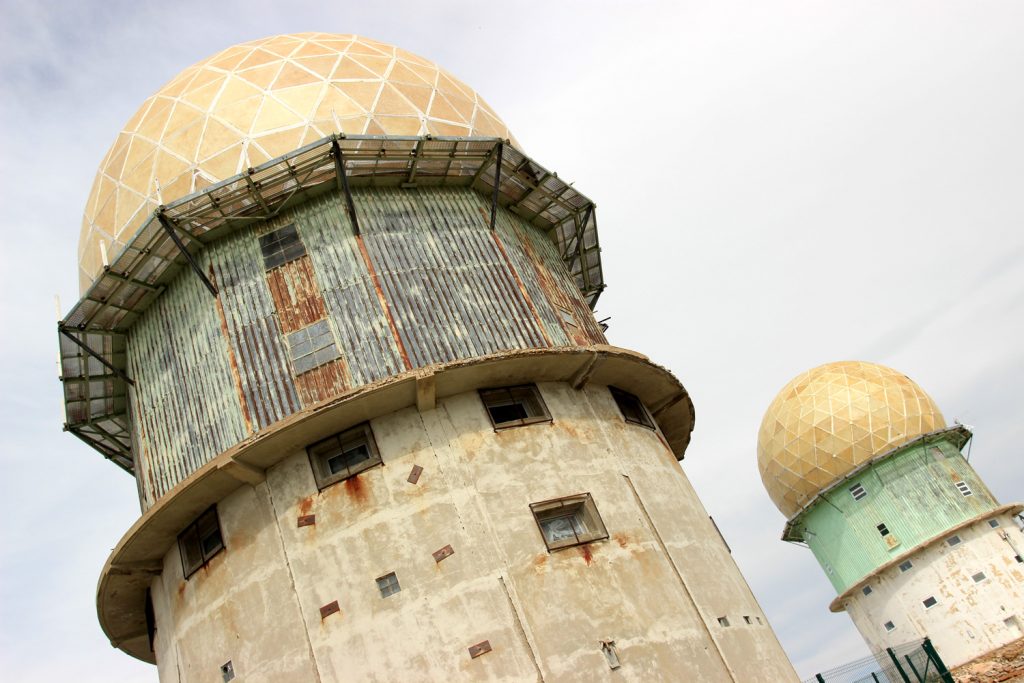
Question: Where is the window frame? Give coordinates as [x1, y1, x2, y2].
[609, 386, 656, 430]
[989, 518, 1001, 528]
[883, 621, 896, 632]
[178, 506, 225, 579]
[479, 384, 552, 430]
[877, 523, 890, 537]
[946, 535, 962, 547]
[376, 571, 401, 598]
[307, 422, 382, 490]
[259, 223, 306, 270]
[898, 560, 913, 573]
[849, 483, 867, 501]
[922, 596, 938, 610]
[286, 319, 340, 376]
[530, 493, 609, 552]
[955, 480, 973, 497]
[971, 571, 987, 583]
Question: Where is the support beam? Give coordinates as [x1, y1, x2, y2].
[157, 212, 218, 297]
[59, 328, 134, 386]
[404, 138, 425, 186]
[102, 271, 162, 292]
[490, 142, 504, 230]
[332, 138, 361, 235]
[416, 371, 436, 412]
[220, 459, 266, 486]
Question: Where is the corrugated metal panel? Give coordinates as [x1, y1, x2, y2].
[127, 251, 247, 503]
[210, 232, 300, 430]
[127, 186, 607, 506]
[355, 187, 550, 368]
[298, 194, 408, 385]
[804, 441, 1000, 592]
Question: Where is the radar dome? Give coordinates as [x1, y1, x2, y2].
[77, 33, 514, 292]
[757, 361, 945, 518]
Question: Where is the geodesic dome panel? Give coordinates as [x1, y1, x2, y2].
[757, 361, 945, 518]
[78, 33, 514, 292]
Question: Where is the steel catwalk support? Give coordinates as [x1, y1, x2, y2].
[59, 327, 134, 386]
[332, 138, 361, 235]
[157, 212, 218, 297]
[490, 142, 503, 230]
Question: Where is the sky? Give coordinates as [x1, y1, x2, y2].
[1, 1, 1022, 680]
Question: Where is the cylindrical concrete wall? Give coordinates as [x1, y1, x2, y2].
[127, 187, 605, 508]
[148, 381, 797, 682]
[841, 510, 1024, 667]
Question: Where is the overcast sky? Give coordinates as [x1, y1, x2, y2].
[1, 1, 1022, 680]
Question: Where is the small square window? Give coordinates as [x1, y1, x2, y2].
[530, 493, 609, 552]
[849, 483, 867, 501]
[717, 616, 730, 627]
[743, 616, 752, 624]
[479, 385, 551, 429]
[556, 306, 577, 328]
[955, 481, 973, 497]
[877, 523, 890, 537]
[178, 507, 225, 579]
[899, 560, 913, 572]
[946, 535, 962, 547]
[884, 621, 896, 632]
[287, 320, 340, 375]
[989, 519, 1000, 528]
[862, 585, 873, 596]
[972, 571, 987, 583]
[376, 572, 401, 598]
[610, 387, 655, 429]
[922, 596, 938, 609]
[307, 423, 381, 490]
[259, 224, 306, 270]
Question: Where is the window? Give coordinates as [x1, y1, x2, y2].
[259, 224, 306, 269]
[610, 387, 655, 429]
[884, 621, 896, 632]
[922, 596, 938, 609]
[862, 586, 873, 596]
[877, 523, 890, 537]
[178, 507, 225, 578]
[717, 617, 730, 627]
[307, 423, 381, 490]
[530, 493, 609, 551]
[287, 320, 340, 375]
[946, 535, 962, 547]
[479, 385, 551, 429]
[743, 616, 752, 625]
[376, 572, 401, 598]
[955, 481, 973, 497]
[972, 571, 987, 583]
[556, 306, 577, 328]
[899, 560, 913, 572]
[989, 519, 1001, 528]
[849, 483, 867, 501]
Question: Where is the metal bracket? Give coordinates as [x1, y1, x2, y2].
[157, 212, 218, 297]
[332, 137, 361, 235]
[59, 327, 134, 386]
[490, 142, 504, 230]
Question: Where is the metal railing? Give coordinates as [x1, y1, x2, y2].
[806, 638, 953, 683]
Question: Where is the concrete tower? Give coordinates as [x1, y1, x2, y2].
[758, 361, 1024, 668]
[59, 34, 797, 682]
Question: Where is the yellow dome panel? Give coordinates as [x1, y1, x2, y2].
[77, 33, 515, 293]
[757, 361, 945, 518]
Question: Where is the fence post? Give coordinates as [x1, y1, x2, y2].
[921, 638, 955, 683]
[870, 674, 880, 683]
[886, 647, 912, 683]
[815, 675, 825, 683]
[904, 654, 924, 681]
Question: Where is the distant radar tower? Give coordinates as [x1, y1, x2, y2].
[758, 360, 1024, 668]
[58, 34, 797, 681]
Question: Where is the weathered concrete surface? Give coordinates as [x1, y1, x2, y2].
[148, 381, 797, 681]
[841, 511, 1024, 669]
[953, 636, 1024, 682]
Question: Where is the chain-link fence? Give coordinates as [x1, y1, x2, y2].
[805, 638, 954, 683]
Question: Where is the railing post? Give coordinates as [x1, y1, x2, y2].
[921, 638, 954, 683]
[886, 647, 912, 683]
[815, 674, 825, 683]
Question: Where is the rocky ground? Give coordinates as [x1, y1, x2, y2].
[953, 637, 1024, 683]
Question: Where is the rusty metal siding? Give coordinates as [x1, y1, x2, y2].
[128, 186, 606, 507]
[127, 252, 247, 503]
[503, 208, 608, 345]
[209, 233, 300, 430]
[354, 187, 550, 368]
[297, 194, 408, 385]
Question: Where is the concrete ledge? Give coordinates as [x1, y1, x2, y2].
[97, 344, 695, 663]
